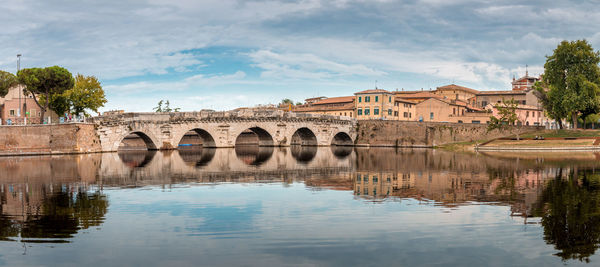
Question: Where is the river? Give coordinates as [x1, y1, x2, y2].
[0, 147, 599, 266]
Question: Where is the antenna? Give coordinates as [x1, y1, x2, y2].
[526, 64, 528, 77]
[375, 80, 378, 89]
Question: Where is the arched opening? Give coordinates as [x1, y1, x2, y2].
[235, 127, 274, 146]
[118, 132, 158, 151]
[117, 150, 156, 168]
[291, 146, 317, 164]
[330, 146, 352, 159]
[177, 129, 216, 148]
[178, 148, 216, 168]
[235, 146, 274, 166]
[331, 132, 353, 146]
[290, 127, 318, 146]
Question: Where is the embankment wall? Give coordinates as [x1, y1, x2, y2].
[0, 123, 101, 155]
[355, 120, 541, 147]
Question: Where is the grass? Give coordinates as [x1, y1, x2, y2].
[518, 129, 600, 139]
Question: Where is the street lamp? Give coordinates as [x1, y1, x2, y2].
[17, 54, 21, 124]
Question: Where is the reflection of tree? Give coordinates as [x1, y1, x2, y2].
[0, 190, 108, 243]
[533, 170, 600, 262]
[487, 167, 519, 202]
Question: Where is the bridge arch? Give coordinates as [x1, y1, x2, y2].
[235, 146, 274, 166]
[176, 128, 217, 148]
[331, 132, 354, 146]
[290, 127, 318, 146]
[115, 131, 160, 151]
[235, 127, 274, 146]
[291, 145, 317, 163]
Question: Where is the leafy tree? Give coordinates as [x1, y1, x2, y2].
[488, 98, 521, 139]
[584, 113, 600, 129]
[64, 74, 107, 116]
[153, 99, 180, 112]
[17, 66, 74, 123]
[542, 40, 600, 129]
[281, 99, 293, 105]
[0, 70, 18, 97]
[40, 93, 71, 117]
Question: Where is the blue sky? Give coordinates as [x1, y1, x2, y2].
[2, 0, 600, 112]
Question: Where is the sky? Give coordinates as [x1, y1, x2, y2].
[2, 0, 600, 112]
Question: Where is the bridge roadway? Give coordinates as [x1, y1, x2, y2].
[91, 109, 357, 152]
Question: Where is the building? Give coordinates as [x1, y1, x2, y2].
[294, 96, 355, 117]
[354, 89, 395, 120]
[488, 104, 553, 127]
[0, 85, 58, 125]
[394, 98, 417, 121]
[414, 97, 489, 123]
[434, 84, 480, 102]
[512, 71, 541, 91]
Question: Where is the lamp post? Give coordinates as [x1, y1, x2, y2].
[17, 54, 21, 124]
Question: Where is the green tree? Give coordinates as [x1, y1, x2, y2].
[0, 70, 18, 97]
[542, 40, 600, 129]
[281, 99, 293, 105]
[153, 99, 180, 112]
[64, 74, 107, 116]
[488, 98, 521, 139]
[17, 66, 74, 123]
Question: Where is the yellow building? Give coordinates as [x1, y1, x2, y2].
[394, 99, 417, 121]
[354, 89, 395, 120]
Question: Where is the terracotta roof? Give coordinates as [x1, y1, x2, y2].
[354, 89, 392, 95]
[394, 98, 417, 104]
[294, 102, 355, 112]
[420, 97, 483, 111]
[313, 96, 355, 105]
[305, 96, 326, 101]
[477, 90, 526, 95]
[436, 84, 480, 94]
[396, 92, 442, 99]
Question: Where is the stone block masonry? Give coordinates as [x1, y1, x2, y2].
[0, 123, 101, 156]
[355, 120, 542, 147]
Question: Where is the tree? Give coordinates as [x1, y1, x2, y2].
[18, 66, 74, 123]
[542, 40, 600, 129]
[488, 98, 521, 139]
[64, 74, 107, 116]
[153, 99, 180, 112]
[281, 99, 293, 105]
[0, 70, 18, 97]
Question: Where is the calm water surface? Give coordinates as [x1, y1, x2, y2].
[1, 147, 600, 266]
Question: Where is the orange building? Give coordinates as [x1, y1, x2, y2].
[354, 89, 395, 120]
[0, 85, 58, 125]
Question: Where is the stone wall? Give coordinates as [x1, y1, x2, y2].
[355, 120, 541, 147]
[0, 123, 101, 155]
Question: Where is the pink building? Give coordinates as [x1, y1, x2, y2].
[0, 85, 58, 125]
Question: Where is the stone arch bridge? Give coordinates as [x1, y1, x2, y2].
[90, 110, 357, 152]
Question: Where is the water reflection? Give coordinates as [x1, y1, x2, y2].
[290, 145, 317, 164]
[533, 169, 600, 262]
[178, 147, 216, 167]
[234, 145, 274, 166]
[118, 150, 156, 168]
[2, 148, 600, 265]
[0, 185, 107, 243]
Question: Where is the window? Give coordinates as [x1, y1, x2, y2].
[357, 108, 363, 115]
[365, 96, 370, 102]
[430, 112, 434, 120]
[374, 108, 379, 115]
[472, 120, 481, 124]
[356, 174, 361, 182]
[9, 110, 15, 116]
[30, 109, 36, 117]
[363, 176, 368, 183]
[522, 100, 526, 105]
[403, 112, 408, 118]
[364, 108, 370, 115]
[482, 101, 487, 106]
[453, 108, 456, 115]
[532, 112, 535, 118]
[373, 176, 378, 183]
[388, 109, 392, 115]
[409, 112, 412, 118]
[394, 111, 398, 116]
[458, 120, 463, 123]
[526, 111, 529, 117]
[375, 96, 379, 102]
[358, 96, 362, 103]
[462, 110, 464, 115]
[389, 96, 392, 102]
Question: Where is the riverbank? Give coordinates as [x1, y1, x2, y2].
[474, 129, 600, 151]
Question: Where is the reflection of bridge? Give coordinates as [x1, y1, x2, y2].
[91, 110, 357, 152]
